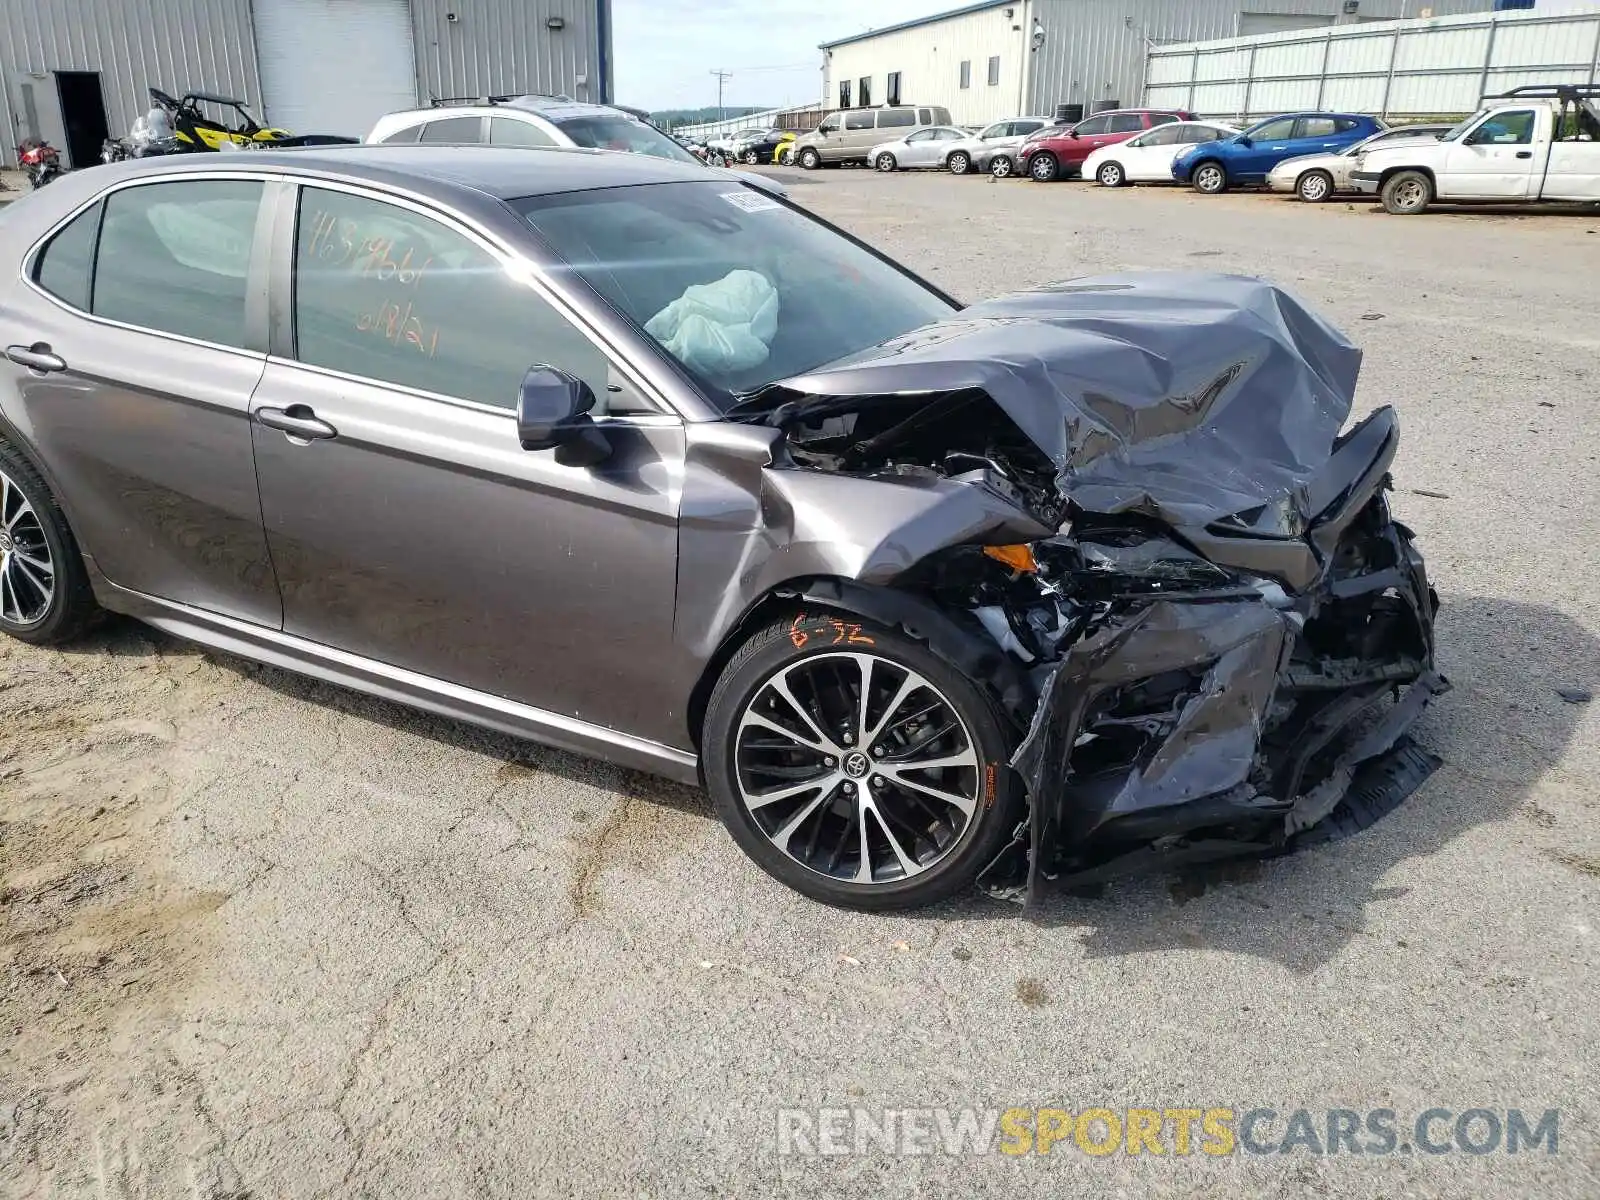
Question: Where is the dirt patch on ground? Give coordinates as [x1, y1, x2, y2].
[0, 625, 234, 1195]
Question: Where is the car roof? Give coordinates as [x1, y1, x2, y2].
[84, 144, 715, 200]
[386, 95, 641, 125]
[1259, 111, 1370, 120]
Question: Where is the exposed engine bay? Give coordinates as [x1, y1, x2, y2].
[735, 273, 1447, 901]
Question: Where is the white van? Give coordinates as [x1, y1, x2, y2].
[792, 106, 955, 169]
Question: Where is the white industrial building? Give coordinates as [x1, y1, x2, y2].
[821, 0, 1502, 127]
[2, 0, 613, 168]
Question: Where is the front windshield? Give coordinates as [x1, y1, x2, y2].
[513, 182, 956, 403]
[1441, 111, 1489, 142]
[556, 115, 701, 163]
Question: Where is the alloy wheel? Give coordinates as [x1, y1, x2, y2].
[876, 153, 896, 172]
[991, 156, 1013, 178]
[949, 151, 970, 175]
[1195, 163, 1225, 193]
[1098, 163, 1123, 187]
[0, 467, 55, 626]
[733, 652, 981, 885]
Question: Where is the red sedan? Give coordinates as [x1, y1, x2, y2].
[1017, 108, 1195, 182]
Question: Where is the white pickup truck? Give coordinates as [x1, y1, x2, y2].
[1352, 85, 1600, 214]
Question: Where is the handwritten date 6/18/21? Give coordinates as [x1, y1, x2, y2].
[358, 297, 439, 358]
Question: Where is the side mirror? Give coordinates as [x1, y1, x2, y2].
[1235, 135, 1252, 147]
[516, 365, 609, 467]
[1069, 128, 1080, 139]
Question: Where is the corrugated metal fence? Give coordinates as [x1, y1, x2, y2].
[1144, 8, 1600, 121]
[674, 102, 825, 140]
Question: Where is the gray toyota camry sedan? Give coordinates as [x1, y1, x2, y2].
[0, 146, 1444, 909]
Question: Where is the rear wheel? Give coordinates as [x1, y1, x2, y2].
[947, 150, 972, 175]
[1381, 170, 1433, 215]
[1028, 152, 1059, 182]
[0, 440, 97, 645]
[1296, 169, 1334, 203]
[1096, 161, 1126, 188]
[704, 614, 1023, 910]
[1192, 161, 1228, 194]
[875, 152, 898, 173]
[990, 155, 1014, 178]
[798, 147, 821, 170]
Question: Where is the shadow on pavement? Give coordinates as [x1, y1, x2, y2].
[66, 589, 1590, 960]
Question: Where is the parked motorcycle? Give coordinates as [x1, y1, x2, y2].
[19, 139, 63, 189]
[102, 106, 183, 163]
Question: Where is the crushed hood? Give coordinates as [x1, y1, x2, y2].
[767, 272, 1363, 532]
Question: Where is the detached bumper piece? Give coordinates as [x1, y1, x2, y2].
[978, 504, 1448, 905]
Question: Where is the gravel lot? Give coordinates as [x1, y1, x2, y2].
[4, 168, 1598, 1199]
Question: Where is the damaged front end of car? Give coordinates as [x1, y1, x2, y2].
[733, 272, 1448, 904]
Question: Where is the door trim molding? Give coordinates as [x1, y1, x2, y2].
[96, 578, 703, 785]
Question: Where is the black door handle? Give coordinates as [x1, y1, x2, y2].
[1516, 150, 1533, 159]
[5, 343, 66, 373]
[256, 404, 338, 441]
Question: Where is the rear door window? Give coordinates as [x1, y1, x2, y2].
[1149, 113, 1180, 126]
[878, 109, 916, 129]
[1107, 114, 1145, 134]
[93, 180, 264, 348]
[489, 117, 557, 147]
[1182, 124, 1228, 143]
[1297, 117, 1339, 139]
[379, 123, 424, 144]
[1011, 120, 1044, 136]
[420, 116, 483, 143]
[844, 112, 876, 131]
[33, 200, 103, 311]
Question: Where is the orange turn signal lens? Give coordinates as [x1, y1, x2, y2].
[983, 544, 1038, 573]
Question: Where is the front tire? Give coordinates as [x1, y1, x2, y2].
[1096, 161, 1126, 188]
[0, 440, 97, 645]
[741, 148, 759, 165]
[990, 155, 1014, 178]
[947, 150, 971, 175]
[703, 614, 1023, 910]
[1381, 170, 1433, 215]
[1192, 161, 1228, 194]
[1028, 152, 1059, 182]
[875, 152, 897, 172]
[798, 147, 820, 170]
[1296, 169, 1334, 203]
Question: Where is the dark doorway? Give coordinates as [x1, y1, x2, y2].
[54, 71, 109, 169]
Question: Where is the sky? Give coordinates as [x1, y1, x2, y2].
[611, 0, 943, 111]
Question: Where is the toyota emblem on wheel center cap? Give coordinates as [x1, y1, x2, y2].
[843, 752, 870, 779]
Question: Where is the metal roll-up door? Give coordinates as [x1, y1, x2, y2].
[252, 0, 419, 138]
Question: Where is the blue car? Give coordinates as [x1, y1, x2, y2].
[1172, 112, 1385, 194]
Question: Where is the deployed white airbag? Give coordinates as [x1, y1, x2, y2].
[645, 269, 779, 375]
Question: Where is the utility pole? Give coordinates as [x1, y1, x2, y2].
[710, 69, 733, 124]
